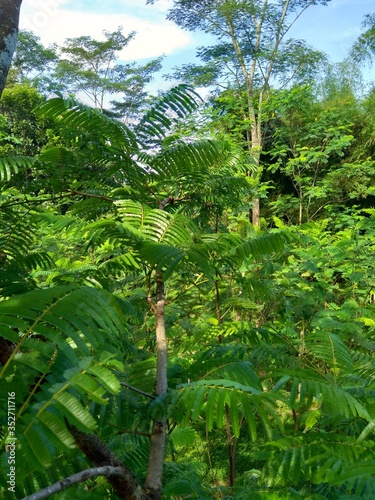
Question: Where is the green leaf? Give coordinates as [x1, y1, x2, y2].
[54, 392, 97, 430]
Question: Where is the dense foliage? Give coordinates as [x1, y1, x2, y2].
[1, 1, 375, 499]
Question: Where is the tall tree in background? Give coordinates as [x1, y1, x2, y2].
[53, 28, 163, 119]
[0, 0, 23, 97]
[8, 28, 163, 121]
[8, 30, 58, 91]
[149, 0, 330, 225]
[349, 13, 375, 66]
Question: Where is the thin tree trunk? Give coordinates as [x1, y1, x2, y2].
[250, 136, 262, 227]
[0, 0, 23, 97]
[252, 196, 260, 227]
[144, 270, 167, 499]
[225, 404, 236, 487]
[214, 275, 223, 343]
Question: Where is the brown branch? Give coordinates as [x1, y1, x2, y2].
[158, 196, 174, 210]
[158, 195, 187, 211]
[0, 189, 114, 210]
[147, 295, 157, 314]
[68, 190, 114, 202]
[21, 466, 129, 500]
[67, 424, 149, 499]
[0, 193, 74, 209]
[120, 381, 156, 400]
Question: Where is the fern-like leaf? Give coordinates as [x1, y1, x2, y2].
[166, 379, 281, 440]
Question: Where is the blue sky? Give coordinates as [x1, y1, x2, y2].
[19, 0, 375, 90]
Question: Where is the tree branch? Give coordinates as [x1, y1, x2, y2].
[120, 381, 156, 399]
[67, 424, 148, 499]
[68, 189, 114, 202]
[21, 466, 128, 500]
[0, 192, 74, 209]
[0, 189, 114, 210]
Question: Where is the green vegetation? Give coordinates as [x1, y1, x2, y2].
[1, 1, 375, 499]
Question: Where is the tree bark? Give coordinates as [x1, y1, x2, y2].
[0, 0, 23, 97]
[68, 425, 148, 500]
[225, 404, 236, 487]
[21, 466, 130, 500]
[144, 270, 168, 499]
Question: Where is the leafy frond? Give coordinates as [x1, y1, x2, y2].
[36, 95, 137, 152]
[0, 207, 56, 296]
[306, 331, 353, 377]
[263, 434, 375, 494]
[139, 139, 219, 180]
[169, 426, 200, 448]
[135, 84, 202, 145]
[236, 232, 285, 260]
[272, 368, 371, 421]
[165, 379, 281, 441]
[0, 155, 36, 182]
[2, 357, 122, 474]
[0, 285, 131, 376]
[0, 284, 128, 473]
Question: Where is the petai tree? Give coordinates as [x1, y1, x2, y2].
[149, 0, 330, 225]
[1, 3, 375, 499]
[0, 84, 284, 499]
[2, 85, 375, 498]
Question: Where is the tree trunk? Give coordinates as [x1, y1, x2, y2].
[0, 0, 22, 97]
[225, 404, 236, 487]
[250, 131, 262, 227]
[144, 270, 167, 499]
[252, 197, 260, 227]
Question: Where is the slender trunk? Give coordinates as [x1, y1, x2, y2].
[144, 270, 167, 499]
[225, 404, 236, 487]
[224, 10, 264, 227]
[0, 0, 23, 97]
[250, 132, 262, 227]
[214, 275, 222, 343]
[252, 197, 260, 227]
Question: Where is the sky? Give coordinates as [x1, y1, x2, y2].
[18, 0, 375, 91]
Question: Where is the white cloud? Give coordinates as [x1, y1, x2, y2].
[19, 0, 193, 61]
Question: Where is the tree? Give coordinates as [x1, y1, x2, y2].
[265, 85, 356, 224]
[349, 13, 375, 66]
[0, 84, 52, 156]
[150, 0, 330, 225]
[0, 85, 259, 498]
[0, 0, 23, 97]
[2, 7, 375, 495]
[2, 84, 375, 498]
[52, 28, 163, 118]
[8, 30, 58, 92]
